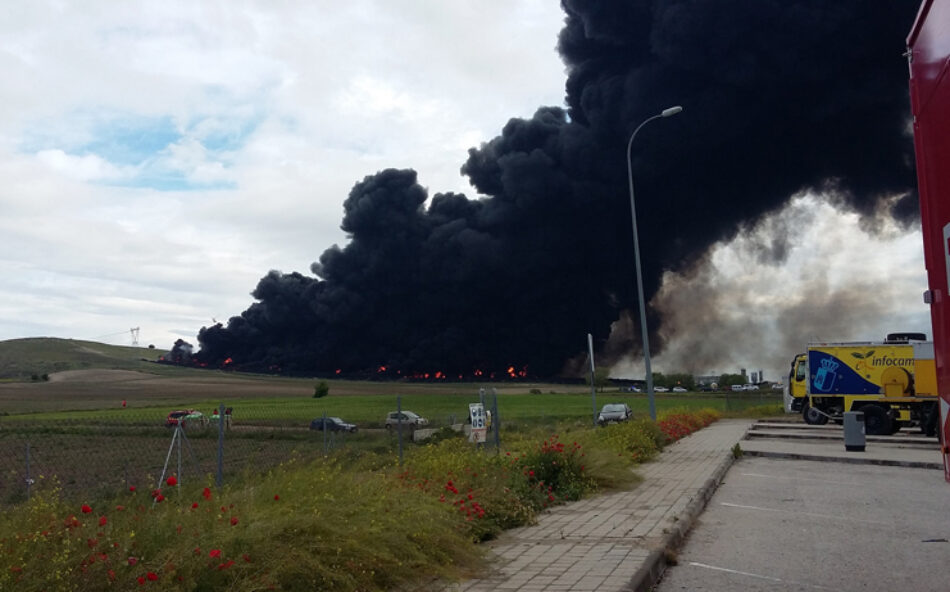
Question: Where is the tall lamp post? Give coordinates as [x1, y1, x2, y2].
[626, 105, 683, 421]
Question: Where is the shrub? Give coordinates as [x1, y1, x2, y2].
[313, 381, 329, 398]
[517, 434, 596, 504]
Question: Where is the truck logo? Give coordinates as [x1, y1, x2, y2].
[813, 357, 840, 392]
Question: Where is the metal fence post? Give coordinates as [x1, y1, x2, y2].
[216, 403, 225, 488]
[323, 410, 328, 456]
[492, 387, 500, 454]
[397, 395, 403, 467]
[25, 443, 32, 501]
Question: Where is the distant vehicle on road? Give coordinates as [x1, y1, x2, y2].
[672, 386, 687, 393]
[385, 411, 428, 429]
[309, 417, 358, 433]
[598, 403, 633, 426]
[654, 386, 669, 392]
[165, 410, 206, 428]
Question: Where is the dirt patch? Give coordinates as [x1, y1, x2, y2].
[48, 369, 155, 383]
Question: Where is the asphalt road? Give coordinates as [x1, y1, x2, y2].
[655, 456, 950, 592]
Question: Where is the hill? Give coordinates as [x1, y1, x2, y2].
[0, 337, 167, 381]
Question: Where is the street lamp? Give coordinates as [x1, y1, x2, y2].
[626, 105, 683, 421]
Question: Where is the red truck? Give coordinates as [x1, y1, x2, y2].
[907, 0, 950, 480]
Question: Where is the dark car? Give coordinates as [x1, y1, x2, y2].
[309, 417, 358, 433]
[597, 403, 633, 426]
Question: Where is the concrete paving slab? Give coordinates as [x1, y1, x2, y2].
[445, 419, 754, 592]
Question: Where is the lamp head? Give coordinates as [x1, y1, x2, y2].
[661, 106, 683, 117]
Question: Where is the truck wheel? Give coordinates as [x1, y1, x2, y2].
[803, 404, 828, 425]
[861, 404, 892, 436]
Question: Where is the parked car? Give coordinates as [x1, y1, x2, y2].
[597, 403, 633, 426]
[672, 386, 688, 393]
[385, 411, 428, 429]
[309, 417, 358, 433]
[627, 385, 642, 393]
[654, 386, 669, 392]
[165, 409, 206, 428]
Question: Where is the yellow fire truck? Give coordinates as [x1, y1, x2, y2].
[785, 334, 939, 436]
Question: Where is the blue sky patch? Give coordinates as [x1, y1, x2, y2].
[82, 115, 182, 166]
[23, 109, 257, 191]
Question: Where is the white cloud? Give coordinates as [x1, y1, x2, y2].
[0, 0, 567, 348]
[35, 149, 127, 181]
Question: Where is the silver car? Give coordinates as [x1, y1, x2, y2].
[597, 403, 633, 426]
[384, 410, 428, 429]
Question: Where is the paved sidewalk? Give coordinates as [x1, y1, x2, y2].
[448, 419, 753, 592]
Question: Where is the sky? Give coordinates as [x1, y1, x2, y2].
[0, 0, 933, 382]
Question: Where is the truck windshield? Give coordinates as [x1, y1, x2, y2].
[795, 360, 807, 381]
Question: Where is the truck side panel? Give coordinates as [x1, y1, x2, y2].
[806, 345, 915, 396]
[908, 0, 950, 480]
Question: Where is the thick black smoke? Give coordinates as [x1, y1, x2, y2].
[196, 0, 920, 378]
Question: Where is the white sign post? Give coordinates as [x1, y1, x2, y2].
[469, 403, 487, 444]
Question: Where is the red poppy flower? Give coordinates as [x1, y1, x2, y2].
[81, 504, 93, 514]
[166, 476, 178, 487]
[242, 554, 252, 563]
[217, 560, 235, 571]
[229, 517, 239, 526]
[191, 502, 199, 509]
[273, 494, 280, 501]
[202, 487, 212, 500]
[147, 572, 158, 581]
[99, 516, 108, 526]
[108, 569, 116, 580]
[137, 576, 145, 585]
[129, 486, 136, 492]
[155, 494, 165, 503]
[128, 557, 138, 566]
[208, 549, 221, 558]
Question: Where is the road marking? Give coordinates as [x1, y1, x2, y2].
[719, 502, 891, 525]
[739, 471, 857, 486]
[687, 561, 838, 590]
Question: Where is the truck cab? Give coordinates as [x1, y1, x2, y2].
[785, 353, 807, 414]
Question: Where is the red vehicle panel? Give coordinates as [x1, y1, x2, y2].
[908, 0, 950, 480]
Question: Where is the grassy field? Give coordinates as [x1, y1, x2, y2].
[0, 338, 787, 590]
[0, 336, 783, 506]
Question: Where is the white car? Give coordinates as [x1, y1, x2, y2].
[654, 386, 669, 392]
[672, 386, 687, 393]
[384, 410, 429, 429]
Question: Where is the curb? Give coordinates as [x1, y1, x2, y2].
[741, 448, 943, 470]
[626, 434, 744, 592]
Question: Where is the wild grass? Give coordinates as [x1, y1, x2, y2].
[0, 408, 720, 591]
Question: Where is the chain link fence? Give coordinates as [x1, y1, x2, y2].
[0, 403, 416, 507]
[0, 389, 779, 506]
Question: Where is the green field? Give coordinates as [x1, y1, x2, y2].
[0, 336, 782, 506]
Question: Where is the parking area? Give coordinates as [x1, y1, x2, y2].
[655, 455, 950, 591]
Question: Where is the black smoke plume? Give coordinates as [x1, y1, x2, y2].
[196, 0, 920, 378]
